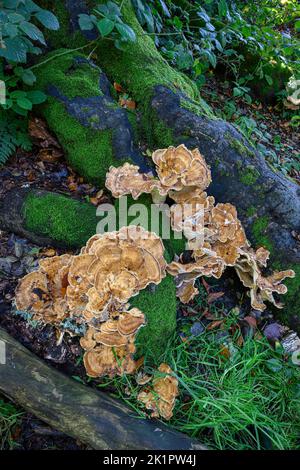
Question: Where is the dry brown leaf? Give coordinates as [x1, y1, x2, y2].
[207, 291, 224, 304]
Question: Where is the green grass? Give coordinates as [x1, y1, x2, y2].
[96, 311, 300, 450]
[0, 397, 22, 449]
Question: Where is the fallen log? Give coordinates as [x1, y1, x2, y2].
[0, 327, 206, 450]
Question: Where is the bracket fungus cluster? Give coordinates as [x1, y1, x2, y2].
[14, 143, 296, 421]
[137, 363, 179, 420]
[15, 226, 167, 378]
[106, 144, 295, 312]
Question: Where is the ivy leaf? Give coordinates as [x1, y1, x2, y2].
[19, 21, 46, 45]
[26, 90, 47, 104]
[35, 10, 59, 30]
[97, 18, 115, 37]
[4, 0, 21, 7]
[78, 13, 95, 31]
[115, 23, 136, 42]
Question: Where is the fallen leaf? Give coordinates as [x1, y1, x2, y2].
[201, 278, 210, 292]
[38, 148, 63, 163]
[41, 248, 56, 257]
[207, 291, 224, 304]
[243, 316, 257, 328]
[219, 345, 231, 359]
[114, 82, 124, 93]
[119, 98, 136, 110]
[207, 320, 223, 330]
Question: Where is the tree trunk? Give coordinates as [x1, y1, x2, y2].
[0, 327, 205, 450]
[1, 0, 300, 330]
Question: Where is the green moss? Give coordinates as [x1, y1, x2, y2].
[151, 118, 174, 149]
[41, 98, 116, 186]
[225, 132, 256, 159]
[95, 1, 198, 105]
[239, 166, 260, 186]
[36, 50, 102, 100]
[133, 275, 176, 362]
[252, 216, 273, 252]
[180, 97, 215, 119]
[246, 206, 257, 217]
[24, 192, 99, 248]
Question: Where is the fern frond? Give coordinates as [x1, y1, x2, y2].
[0, 111, 32, 166]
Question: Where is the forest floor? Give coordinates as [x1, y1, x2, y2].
[0, 73, 299, 450]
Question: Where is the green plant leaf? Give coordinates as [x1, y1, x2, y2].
[26, 90, 47, 104]
[97, 18, 115, 37]
[266, 358, 283, 373]
[78, 13, 95, 31]
[0, 37, 28, 62]
[115, 23, 136, 42]
[21, 69, 36, 86]
[35, 10, 59, 30]
[16, 96, 32, 110]
[265, 74, 273, 86]
[7, 13, 24, 23]
[19, 21, 46, 45]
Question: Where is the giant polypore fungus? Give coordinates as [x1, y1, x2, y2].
[152, 145, 211, 191]
[235, 247, 295, 311]
[137, 363, 179, 420]
[80, 308, 145, 378]
[105, 163, 166, 201]
[104, 145, 295, 312]
[15, 226, 165, 377]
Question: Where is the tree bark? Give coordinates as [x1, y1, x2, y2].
[1, 0, 299, 329]
[0, 327, 205, 450]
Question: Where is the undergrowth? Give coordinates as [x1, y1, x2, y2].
[96, 312, 300, 450]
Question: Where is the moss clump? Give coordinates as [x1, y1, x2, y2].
[252, 216, 273, 252]
[42, 98, 116, 185]
[150, 118, 174, 149]
[239, 167, 260, 186]
[225, 132, 256, 159]
[180, 97, 215, 119]
[35, 50, 102, 100]
[246, 206, 257, 217]
[133, 275, 176, 362]
[95, 1, 198, 104]
[24, 192, 99, 248]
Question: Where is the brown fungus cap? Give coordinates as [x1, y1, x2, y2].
[137, 363, 179, 420]
[83, 344, 136, 378]
[152, 144, 211, 192]
[15, 271, 50, 313]
[105, 163, 166, 200]
[235, 247, 295, 311]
